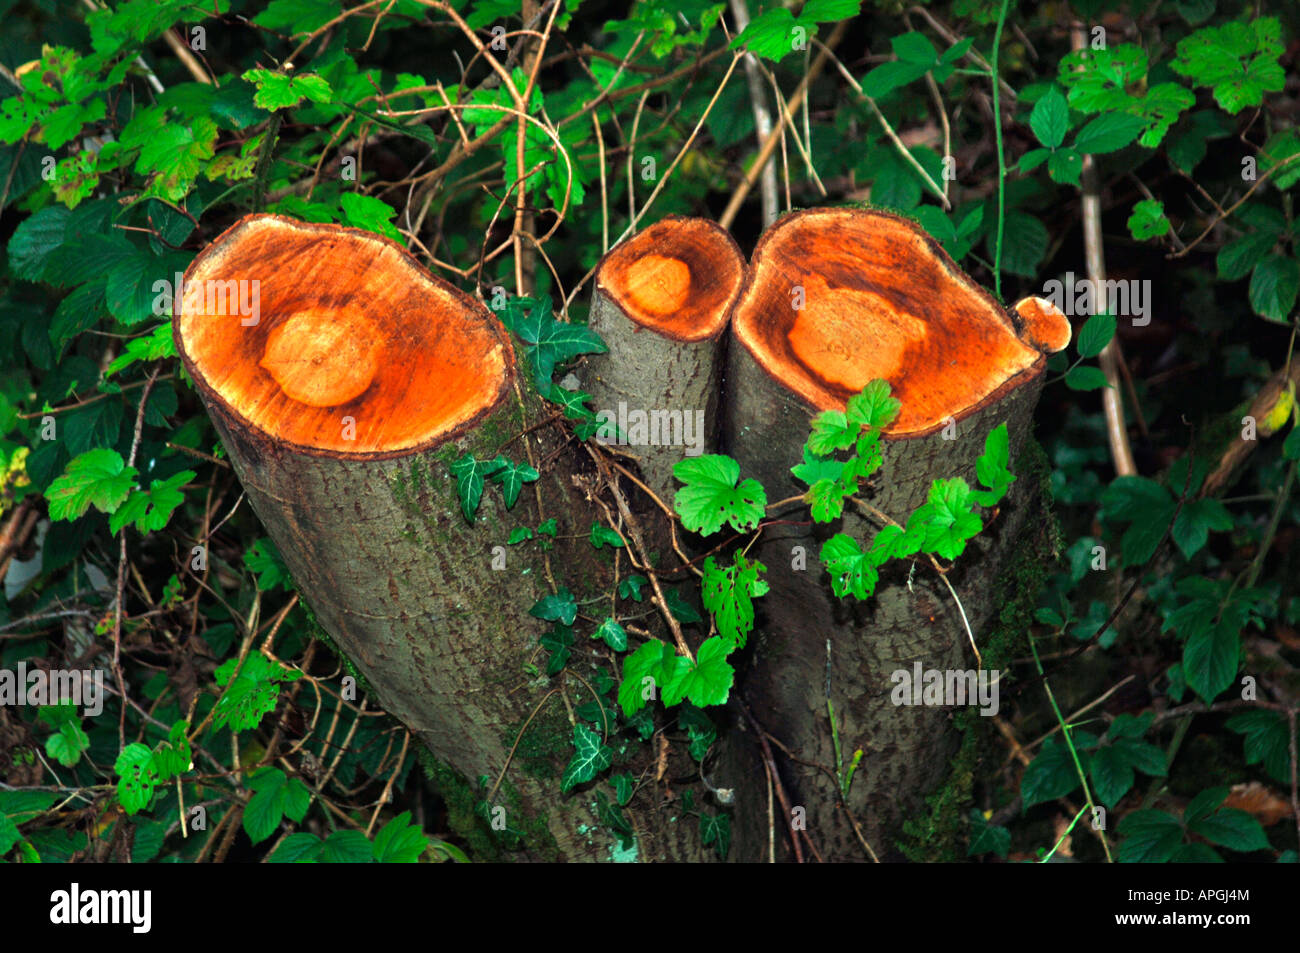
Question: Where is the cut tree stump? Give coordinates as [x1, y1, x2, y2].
[173, 214, 713, 861]
[719, 207, 1070, 860]
[581, 215, 745, 506]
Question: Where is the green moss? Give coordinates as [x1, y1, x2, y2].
[299, 599, 374, 699]
[420, 750, 501, 861]
[898, 437, 1058, 861]
[502, 702, 571, 782]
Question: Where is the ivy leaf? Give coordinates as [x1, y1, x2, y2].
[588, 521, 625, 549]
[820, 533, 878, 600]
[508, 526, 534, 544]
[497, 296, 607, 388]
[448, 454, 504, 521]
[593, 617, 628, 651]
[660, 637, 735, 708]
[560, 724, 613, 792]
[45, 449, 137, 521]
[486, 455, 539, 509]
[699, 812, 731, 860]
[618, 574, 646, 602]
[967, 810, 1011, 857]
[700, 551, 768, 650]
[673, 455, 767, 536]
[972, 423, 1015, 507]
[540, 623, 574, 675]
[529, 587, 577, 626]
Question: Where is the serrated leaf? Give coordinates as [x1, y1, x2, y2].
[1077, 312, 1116, 359]
[1065, 365, 1110, 391]
[1029, 86, 1068, 148]
[700, 551, 767, 650]
[820, 533, 878, 600]
[673, 455, 767, 536]
[45, 449, 137, 521]
[660, 637, 735, 708]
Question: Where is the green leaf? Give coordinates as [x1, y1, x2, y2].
[1217, 231, 1276, 281]
[846, 379, 902, 430]
[320, 829, 373, 863]
[269, 832, 323, 863]
[619, 639, 681, 716]
[1183, 614, 1240, 702]
[588, 521, 625, 549]
[109, 469, 194, 535]
[1021, 736, 1083, 809]
[820, 533, 878, 600]
[1117, 809, 1184, 862]
[8, 205, 73, 283]
[611, 773, 634, 806]
[593, 617, 628, 651]
[242, 69, 334, 110]
[800, 0, 860, 21]
[700, 551, 768, 650]
[790, 445, 844, 487]
[529, 587, 577, 626]
[540, 623, 574, 675]
[967, 809, 1011, 857]
[1029, 85, 1068, 148]
[486, 456, 539, 509]
[1047, 147, 1083, 186]
[1076, 312, 1116, 359]
[1127, 199, 1170, 240]
[660, 637, 735, 708]
[372, 811, 430, 863]
[1170, 497, 1233, 559]
[891, 32, 937, 67]
[673, 455, 767, 536]
[212, 653, 299, 732]
[244, 537, 290, 591]
[1073, 111, 1146, 154]
[972, 422, 1015, 507]
[699, 812, 730, 859]
[730, 8, 801, 62]
[340, 192, 401, 243]
[1171, 18, 1285, 114]
[449, 453, 503, 522]
[911, 478, 983, 560]
[496, 296, 607, 388]
[508, 526, 534, 544]
[1248, 255, 1300, 323]
[1187, 807, 1269, 853]
[807, 410, 857, 454]
[998, 210, 1048, 278]
[1102, 475, 1175, 564]
[560, 724, 613, 792]
[1064, 365, 1110, 391]
[46, 721, 89, 767]
[45, 449, 137, 521]
[618, 574, 646, 601]
[1226, 711, 1291, 784]
[114, 743, 158, 815]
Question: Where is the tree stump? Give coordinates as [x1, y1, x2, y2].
[720, 208, 1070, 859]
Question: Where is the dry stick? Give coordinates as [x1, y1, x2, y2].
[1072, 23, 1136, 478]
[587, 447, 694, 662]
[738, 701, 813, 862]
[766, 72, 827, 198]
[1168, 152, 1300, 259]
[729, 0, 779, 228]
[112, 368, 159, 748]
[720, 21, 847, 230]
[1288, 708, 1300, 852]
[593, 109, 609, 252]
[511, 0, 563, 295]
